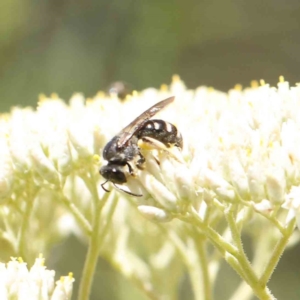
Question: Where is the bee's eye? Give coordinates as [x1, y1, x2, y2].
[111, 168, 127, 183]
[100, 165, 127, 184]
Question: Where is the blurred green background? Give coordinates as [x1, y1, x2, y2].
[1, 0, 300, 112]
[1, 0, 300, 299]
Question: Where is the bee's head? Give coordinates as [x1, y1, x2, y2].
[100, 163, 127, 184]
[100, 163, 142, 197]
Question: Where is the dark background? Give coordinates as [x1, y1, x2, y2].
[1, 0, 300, 299]
[1, 0, 300, 112]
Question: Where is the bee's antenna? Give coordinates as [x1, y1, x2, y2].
[101, 180, 111, 192]
[113, 183, 143, 197]
[101, 180, 142, 197]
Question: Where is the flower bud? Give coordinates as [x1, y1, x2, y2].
[138, 205, 172, 222]
[29, 142, 60, 185]
[139, 171, 178, 212]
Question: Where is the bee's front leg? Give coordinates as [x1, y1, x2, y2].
[136, 152, 146, 170]
[125, 162, 135, 175]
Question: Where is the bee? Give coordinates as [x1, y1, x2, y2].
[108, 81, 133, 100]
[100, 96, 183, 196]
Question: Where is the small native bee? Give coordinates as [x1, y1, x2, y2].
[108, 81, 133, 100]
[100, 96, 183, 196]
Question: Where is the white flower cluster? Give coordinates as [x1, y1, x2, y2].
[126, 77, 300, 225]
[0, 256, 74, 300]
[1, 77, 300, 226]
[1, 76, 300, 300]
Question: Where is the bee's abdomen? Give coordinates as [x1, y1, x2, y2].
[137, 119, 183, 148]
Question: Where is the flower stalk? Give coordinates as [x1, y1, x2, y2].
[77, 169, 110, 300]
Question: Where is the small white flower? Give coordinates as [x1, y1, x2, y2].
[139, 171, 178, 212]
[282, 186, 300, 227]
[29, 140, 60, 185]
[137, 205, 172, 222]
[0, 256, 74, 300]
[252, 199, 273, 213]
[265, 167, 286, 205]
[51, 273, 75, 300]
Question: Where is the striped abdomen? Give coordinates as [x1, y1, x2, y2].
[137, 119, 183, 149]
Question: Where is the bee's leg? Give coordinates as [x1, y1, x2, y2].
[125, 162, 135, 175]
[101, 180, 110, 192]
[113, 183, 143, 197]
[136, 153, 145, 170]
[139, 137, 184, 163]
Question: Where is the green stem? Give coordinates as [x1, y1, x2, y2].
[241, 200, 286, 235]
[60, 194, 92, 236]
[257, 211, 285, 235]
[77, 226, 101, 300]
[18, 182, 38, 262]
[195, 238, 212, 300]
[98, 194, 118, 245]
[77, 168, 110, 300]
[225, 208, 258, 285]
[259, 218, 296, 285]
[188, 208, 238, 256]
[230, 226, 273, 300]
[226, 207, 277, 299]
[189, 207, 275, 300]
[158, 225, 211, 300]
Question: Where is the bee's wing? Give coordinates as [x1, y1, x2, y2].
[117, 96, 175, 147]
